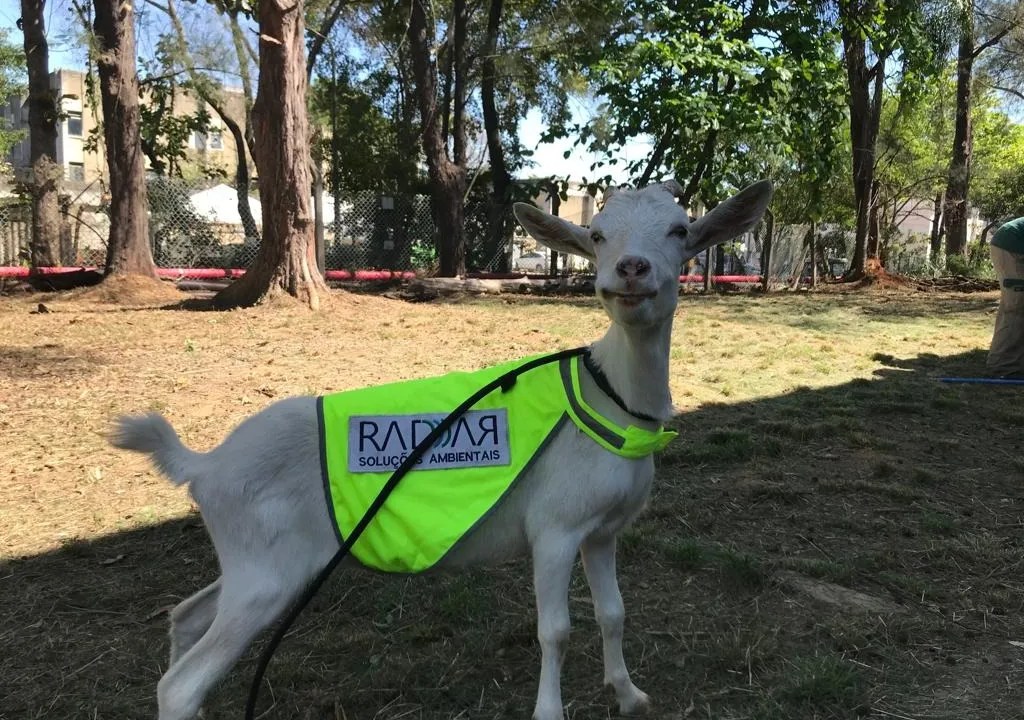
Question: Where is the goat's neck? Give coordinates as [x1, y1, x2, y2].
[589, 317, 674, 423]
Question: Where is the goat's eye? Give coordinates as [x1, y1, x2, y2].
[669, 225, 688, 239]
[590, 231, 605, 244]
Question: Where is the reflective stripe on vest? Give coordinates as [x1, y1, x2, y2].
[317, 353, 677, 573]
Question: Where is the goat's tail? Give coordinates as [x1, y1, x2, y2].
[110, 413, 206, 487]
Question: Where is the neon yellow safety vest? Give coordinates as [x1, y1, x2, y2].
[317, 352, 676, 573]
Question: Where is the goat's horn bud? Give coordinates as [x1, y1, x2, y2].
[661, 179, 685, 198]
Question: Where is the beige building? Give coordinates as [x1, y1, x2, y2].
[3, 68, 248, 191]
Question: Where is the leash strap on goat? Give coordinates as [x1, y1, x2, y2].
[244, 346, 592, 720]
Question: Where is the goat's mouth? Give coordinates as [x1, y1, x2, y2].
[601, 290, 657, 308]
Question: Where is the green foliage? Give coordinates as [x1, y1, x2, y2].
[137, 37, 215, 177]
[945, 242, 995, 279]
[0, 29, 27, 159]
[409, 239, 437, 270]
[309, 56, 415, 195]
[571, 0, 845, 211]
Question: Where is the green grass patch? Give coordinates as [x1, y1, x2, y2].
[717, 547, 768, 590]
[770, 655, 867, 715]
[661, 538, 707, 570]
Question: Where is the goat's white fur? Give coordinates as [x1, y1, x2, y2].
[111, 179, 772, 720]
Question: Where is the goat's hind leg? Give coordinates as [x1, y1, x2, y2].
[581, 535, 650, 715]
[168, 579, 221, 665]
[156, 574, 299, 720]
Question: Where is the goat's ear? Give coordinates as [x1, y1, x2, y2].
[687, 180, 773, 254]
[513, 202, 595, 260]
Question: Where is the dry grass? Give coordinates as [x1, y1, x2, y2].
[1, 284, 1022, 720]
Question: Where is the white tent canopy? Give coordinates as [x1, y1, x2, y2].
[188, 184, 262, 227]
[188, 185, 349, 227]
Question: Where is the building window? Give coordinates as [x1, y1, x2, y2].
[195, 130, 223, 151]
[68, 162, 85, 182]
[67, 111, 83, 137]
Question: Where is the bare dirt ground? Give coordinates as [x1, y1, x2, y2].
[1, 283, 1022, 720]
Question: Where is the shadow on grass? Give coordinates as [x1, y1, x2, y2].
[3, 349, 1022, 720]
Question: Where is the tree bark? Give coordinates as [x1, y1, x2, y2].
[944, 11, 974, 261]
[407, 0, 466, 277]
[214, 0, 328, 308]
[480, 0, 511, 272]
[841, 5, 885, 279]
[20, 0, 60, 271]
[93, 0, 157, 277]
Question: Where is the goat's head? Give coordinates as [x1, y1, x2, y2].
[514, 180, 773, 327]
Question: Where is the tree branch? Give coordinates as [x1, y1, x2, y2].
[971, 26, 1011, 59]
[307, 0, 352, 77]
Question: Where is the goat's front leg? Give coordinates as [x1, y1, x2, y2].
[531, 535, 578, 720]
[581, 535, 650, 715]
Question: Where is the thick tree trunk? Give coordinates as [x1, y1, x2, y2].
[841, 13, 885, 279]
[407, 0, 466, 277]
[215, 0, 328, 309]
[21, 0, 60, 271]
[93, 0, 157, 278]
[481, 0, 511, 272]
[944, 13, 974, 262]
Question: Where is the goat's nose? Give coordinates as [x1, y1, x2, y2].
[615, 255, 651, 278]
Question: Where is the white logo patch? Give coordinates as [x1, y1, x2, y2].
[347, 409, 511, 473]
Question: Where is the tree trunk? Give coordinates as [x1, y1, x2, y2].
[929, 190, 944, 261]
[548, 186, 560, 275]
[311, 130, 326, 273]
[223, 112, 260, 242]
[93, 0, 157, 277]
[810, 221, 818, 288]
[21, 0, 60, 271]
[760, 208, 774, 292]
[867, 179, 881, 260]
[481, 0, 511, 269]
[227, 10, 257, 160]
[214, 0, 328, 308]
[452, 0, 468, 167]
[841, 11, 885, 279]
[944, 12, 974, 262]
[407, 0, 466, 277]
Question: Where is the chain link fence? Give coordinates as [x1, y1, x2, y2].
[1, 176, 503, 274]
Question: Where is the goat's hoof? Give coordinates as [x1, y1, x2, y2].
[532, 702, 564, 720]
[617, 687, 651, 715]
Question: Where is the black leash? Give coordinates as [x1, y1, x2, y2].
[580, 352, 660, 423]
[244, 346, 589, 720]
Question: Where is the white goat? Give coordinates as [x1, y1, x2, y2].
[111, 179, 772, 720]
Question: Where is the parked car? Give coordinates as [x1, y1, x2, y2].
[514, 250, 548, 272]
